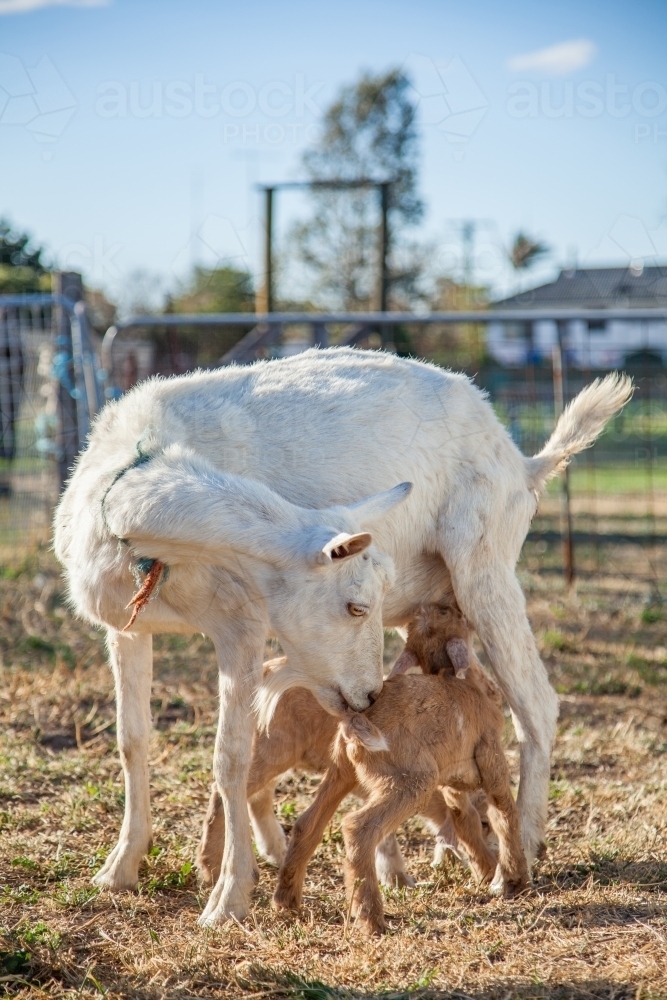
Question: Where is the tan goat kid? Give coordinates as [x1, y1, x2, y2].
[273, 608, 528, 936]
[198, 604, 495, 892]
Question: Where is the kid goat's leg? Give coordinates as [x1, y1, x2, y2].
[274, 765, 356, 912]
[197, 778, 284, 886]
[199, 634, 265, 926]
[441, 788, 496, 882]
[476, 734, 529, 897]
[93, 629, 153, 891]
[343, 789, 428, 936]
[248, 781, 286, 867]
[197, 784, 225, 887]
[420, 790, 464, 865]
[374, 832, 416, 889]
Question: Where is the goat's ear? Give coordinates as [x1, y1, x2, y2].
[388, 648, 420, 678]
[311, 531, 372, 566]
[446, 638, 469, 679]
[347, 482, 412, 524]
[341, 713, 389, 752]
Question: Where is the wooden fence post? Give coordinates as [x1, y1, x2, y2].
[553, 329, 575, 586]
[52, 271, 83, 493]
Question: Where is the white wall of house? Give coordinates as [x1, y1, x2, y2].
[487, 318, 667, 368]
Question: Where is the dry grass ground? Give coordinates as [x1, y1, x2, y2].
[0, 533, 665, 1000]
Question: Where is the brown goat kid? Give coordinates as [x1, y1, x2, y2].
[273, 608, 529, 936]
[197, 672, 457, 889]
[197, 605, 492, 889]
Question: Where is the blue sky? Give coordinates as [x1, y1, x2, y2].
[1, 0, 666, 309]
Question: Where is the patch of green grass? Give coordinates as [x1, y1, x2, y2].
[542, 629, 568, 652]
[146, 861, 194, 894]
[18, 635, 76, 668]
[16, 920, 60, 950]
[0, 947, 30, 975]
[570, 674, 641, 697]
[549, 781, 568, 801]
[627, 653, 667, 686]
[11, 856, 39, 872]
[235, 965, 355, 999]
[641, 605, 663, 624]
[52, 884, 99, 908]
[1, 884, 41, 904]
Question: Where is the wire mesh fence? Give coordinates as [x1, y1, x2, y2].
[0, 300, 60, 553]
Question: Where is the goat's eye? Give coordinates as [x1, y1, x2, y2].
[347, 602, 368, 617]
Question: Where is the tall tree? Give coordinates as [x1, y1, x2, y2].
[288, 69, 423, 310]
[0, 218, 50, 293]
[172, 265, 254, 314]
[508, 232, 549, 273]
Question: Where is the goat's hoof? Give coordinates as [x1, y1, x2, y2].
[197, 896, 251, 927]
[359, 916, 387, 937]
[257, 836, 287, 868]
[91, 845, 142, 892]
[272, 886, 300, 912]
[197, 876, 253, 926]
[488, 866, 504, 897]
[197, 903, 248, 927]
[378, 870, 416, 889]
[91, 870, 138, 892]
[502, 878, 530, 900]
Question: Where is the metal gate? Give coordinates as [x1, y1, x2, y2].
[0, 289, 103, 551]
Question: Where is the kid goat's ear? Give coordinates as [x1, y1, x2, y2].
[340, 713, 389, 752]
[388, 648, 420, 677]
[446, 638, 469, 679]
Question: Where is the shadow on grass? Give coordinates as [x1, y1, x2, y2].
[235, 966, 644, 999]
[536, 857, 667, 893]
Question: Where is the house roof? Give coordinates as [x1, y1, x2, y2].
[494, 266, 667, 309]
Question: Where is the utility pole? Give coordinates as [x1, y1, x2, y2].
[377, 182, 390, 313]
[461, 219, 475, 289]
[258, 186, 274, 314]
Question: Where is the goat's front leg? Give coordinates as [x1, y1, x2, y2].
[342, 788, 426, 937]
[274, 764, 356, 912]
[199, 637, 264, 926]
[92, 629, 153, 891]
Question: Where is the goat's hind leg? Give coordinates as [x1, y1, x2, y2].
[476, 734, 529, 898]
[420, 789, 464, 867]
[438, 528, 558, 867]
[274, 764, 356, 912]
[441, 788, 496, 884]
[249, 781, 286, 867]
[374, 832, 416, 889]
[197, 783, 225, 886]
[93, 630, 153, 891]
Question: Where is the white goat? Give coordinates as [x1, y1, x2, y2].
[53, 348, 631, 926]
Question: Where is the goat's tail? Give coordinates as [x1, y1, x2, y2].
[525, 372, 633, 492]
